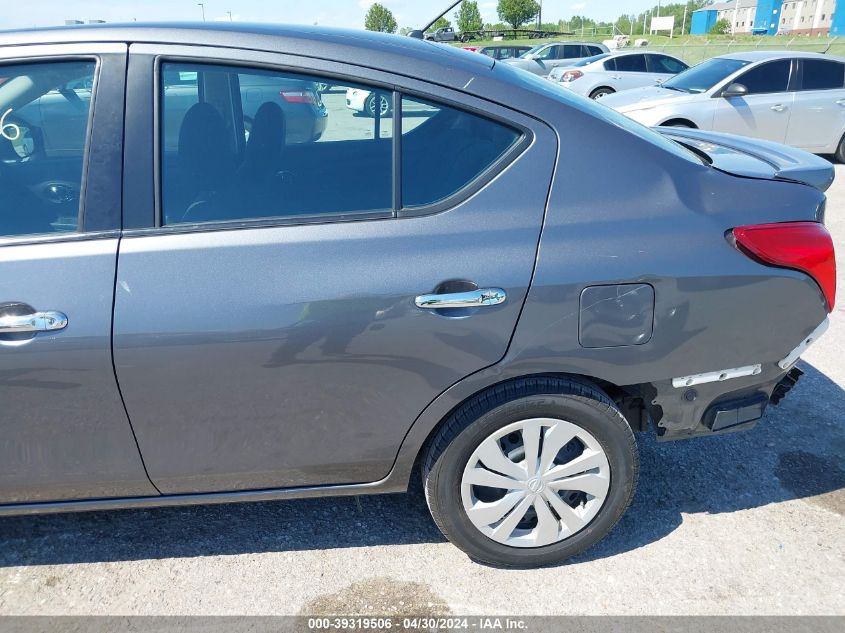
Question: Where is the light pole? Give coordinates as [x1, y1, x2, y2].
[537, 0, 542, 30]
[226, 10, 232, 21]
[197, 3, 206, 22]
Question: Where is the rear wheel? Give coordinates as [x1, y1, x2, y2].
[590, 87, 615, 100]
[422, 377, 638, 568]
[365, 93, 392, 118]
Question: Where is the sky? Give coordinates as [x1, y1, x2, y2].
[0, 1, 659, 31]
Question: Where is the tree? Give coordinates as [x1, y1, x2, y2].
[432, 17, 451, 31]
[455, 1, 483, 33]
[497, 0, 540, 30]
[710, 18, 731, 35]
[364, 3, 397, 34]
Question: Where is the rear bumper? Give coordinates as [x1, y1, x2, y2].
[649, 318, 826, 441]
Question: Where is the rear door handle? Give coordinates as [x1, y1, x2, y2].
[0, 311, 68, 334]
[415, 288, 507, 310]
[771, 104, 787, 112]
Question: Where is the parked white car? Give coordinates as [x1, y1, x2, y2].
[548, 51, 689, 100]
[602, 51, 845, 159]
[501, 41, 609, 77]
[346, 87, 392, 118]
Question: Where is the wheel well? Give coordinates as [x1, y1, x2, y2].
[661, 118, 698, 129]
[414, 373, 655, 470]
[590, 86, 615, 98]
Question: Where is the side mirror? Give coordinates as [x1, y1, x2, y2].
[722, 83, 748, 98]
[407, 29, 424, 39]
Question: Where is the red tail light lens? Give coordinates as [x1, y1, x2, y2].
[732, 221, 836, 311]
[561, 70, 583, 82]
[280, 90, 317, 105]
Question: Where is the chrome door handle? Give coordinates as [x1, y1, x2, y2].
[415, 288, 507, 310]
[771, 104, 787, 112]
[0, 311, 68, 334]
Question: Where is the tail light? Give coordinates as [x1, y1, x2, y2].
[280, 90, 318, 105]
[561, 70, 583, 82]
[731, 221, 836, 311]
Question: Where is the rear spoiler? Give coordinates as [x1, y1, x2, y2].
[658, 127, 835, 193]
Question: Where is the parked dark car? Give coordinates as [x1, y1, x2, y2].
[477, 45, 532, 61]
[0, 23, 835, 569]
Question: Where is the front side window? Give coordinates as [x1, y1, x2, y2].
[160, 63, 392, 225]
[535, 46, 560, 60]
[401, 96, 520, 209]
[614, 55, 648, 73]
[562, 45, 584, 59]
[800, 59, 845, 90]
[0, 60, 96, 238]
[735, 59, 792, 94]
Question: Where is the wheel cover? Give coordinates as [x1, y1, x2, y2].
[460, 418, 611, 548]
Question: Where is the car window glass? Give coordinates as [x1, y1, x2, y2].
[401, 96, 520, 208]
[663, 57, 751, 93]
[160, 63, 392, 226]
[603, 58, 617, 71]
[587, 46, 604, 56]
[735, 59, 791, 95]
[0, 60, 96, 238]
[650, 55, 687, 74]
[801, 59, 845, 90]
[562, 45, 583, 59]
[614, 55, 647, 73]
[536, 46, 558, 60]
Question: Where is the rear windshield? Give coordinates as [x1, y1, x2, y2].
[662, 57, 750, 94]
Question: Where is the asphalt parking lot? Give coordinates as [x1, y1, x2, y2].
[0, 167, 843, 617]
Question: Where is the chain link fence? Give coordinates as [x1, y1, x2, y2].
[641, 37, 845, 65]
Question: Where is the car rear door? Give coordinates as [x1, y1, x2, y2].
[611, 54, 651, 91]
[786, 57, 845, 151]
[0, 44, 158, 504]
[113, 45, 557, 495]
[712, 58, 795, 143]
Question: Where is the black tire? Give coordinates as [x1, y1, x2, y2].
[589, 87, 616, 100]
[422, 376, 638, 569]
[365, 93, 392, 118]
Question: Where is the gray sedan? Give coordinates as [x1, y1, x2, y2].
[501, 41, 609, 76]
[602, 51, 845, 160]
[0, 24, 835, 569]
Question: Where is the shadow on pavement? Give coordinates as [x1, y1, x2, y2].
[0, 362, 842, 568]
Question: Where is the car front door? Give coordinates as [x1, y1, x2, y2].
[646, 54, 689, 85]
[0, 45, 158, 504]
[113, 45, 557, 495]
[786, 58, 845, 151]
[712, 58, 795, 143]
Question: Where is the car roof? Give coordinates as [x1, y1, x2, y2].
[0, 22, 496, 88]
[606, 49, 679, 58]
[714, 50, 845, 62]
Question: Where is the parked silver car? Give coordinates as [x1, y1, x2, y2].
[548, 51, 689, 100]
[502, 41, 609, 77]
[602, 51, 845, 159]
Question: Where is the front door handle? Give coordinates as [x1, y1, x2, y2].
[771, 104, 787, 112]
[415, 288, 507, 310]
[0, 311, 68, 334]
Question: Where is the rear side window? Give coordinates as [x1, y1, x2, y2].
[159, 62, 522, 225]
[563, 45, 584, 59]
[586, 45, 605, 56]
[160, 63, 392, 225]
[801, 59, 845, 90]
[401, 96, 520, 208]
[0, 60, 96, 238]
[735, 59, 792, 94]
[615, 55, 648, 73]
[649, 55, 688, 74]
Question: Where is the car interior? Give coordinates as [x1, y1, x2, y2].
[0, 61, 94, 237]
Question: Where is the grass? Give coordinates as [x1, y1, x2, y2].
[453, 33, 845, 65]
